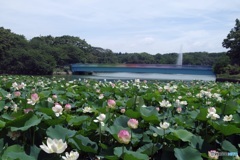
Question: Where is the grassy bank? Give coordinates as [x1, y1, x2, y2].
[216, 74, 240, 83]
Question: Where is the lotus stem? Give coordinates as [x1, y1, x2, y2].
[122, 145, 124, 158]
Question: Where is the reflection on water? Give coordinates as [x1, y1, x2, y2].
[53, 72, 216, 81]
[93, 72, 216, 81]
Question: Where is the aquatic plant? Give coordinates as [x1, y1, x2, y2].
[0, 75, 239, 159]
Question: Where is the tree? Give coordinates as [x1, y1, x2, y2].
[222, 19, 240, 65]
[213, 54, 230, 74]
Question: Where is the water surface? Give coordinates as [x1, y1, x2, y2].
[54, 72, 216, 81]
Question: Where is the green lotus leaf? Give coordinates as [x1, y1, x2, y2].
[106, 125, 126, 140]
[212, 122, 240, 136]
[0, 119, 6, 128]
[172, 129, 194, 142]
[137, 143, 161, 156]
[0, 101, 5, 112]
[10, 113, 41, 131]
[221, 100, 239, 115]
[221, 140, 238, 152]
[113, 115, 129, 128]
[68, 134, 98, 153]
[123, 150, 149, 160]
[29, 145, 41, 159]
[174, 146, 203, 160]
[196, 108, 208, 121]
[0, 88, 9, 97]
[114, 146, 127, 157]
[140, 106, 159, 123]
[125, 109, 141, 119]
[66, 115, 90, 126]
[39, 90, 51, 98]
[2, 145, 35, 160]
[190, 135, 204, 150]
[126, 97, 136, 108]
[46, 125, 76, 140]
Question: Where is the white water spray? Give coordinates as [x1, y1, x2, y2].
[176, 46, 183, 66]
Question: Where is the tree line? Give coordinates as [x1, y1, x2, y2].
[0, 19, 239, 75]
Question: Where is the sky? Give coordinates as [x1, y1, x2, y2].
[1, 0, 239, 54]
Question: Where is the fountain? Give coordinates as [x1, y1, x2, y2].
[71, 46, 215, 78]
[176, 52, 183, 66]
[176, 45, 183, 66]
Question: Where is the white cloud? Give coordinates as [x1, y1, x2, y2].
[0, 0, 238, 54]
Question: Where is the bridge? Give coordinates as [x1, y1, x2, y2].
[70, 64, 214, 75]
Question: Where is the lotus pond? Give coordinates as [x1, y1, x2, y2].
[0, 75, 239, 160]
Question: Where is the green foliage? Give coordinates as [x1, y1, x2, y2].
[184, 52, 225, 66]
[1, 145, 35, 160]
[0, 26, 228, 76]
[222, 19, 240, 65]
[223, 64, 240, 75]
[0, 27, 56, 75]
[0, 75, 240, 159]
[213, 54, 230, 74]
[174, 146, 202, 160]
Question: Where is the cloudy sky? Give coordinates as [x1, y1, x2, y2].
[1, 0, 239, 54]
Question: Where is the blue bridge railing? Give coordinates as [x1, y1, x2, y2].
[70, 64, 214, 75]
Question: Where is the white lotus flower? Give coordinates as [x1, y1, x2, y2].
[47, 97, 54, 103]
[211, 93, 223, 102]
[62, 151, 79, 160]
[94, 113, 106, 122]
[206, 107, 220, 120]
[98, 94, 104, 99]
[157, 121, 170, 130]
[159, 100, 172, 108]
[82, 106, 93, 113]
[6, 93, 12, 99]
[207, 112, 220, 120]
[40, 138, 67, 154]
[223, 115, 233, 122]
[135, 79, 140, 83]
[180, 100, 187, 105]
[208, 107, 216, 113]
[12, 82, 19, 90]
[93, 113, 106, 126]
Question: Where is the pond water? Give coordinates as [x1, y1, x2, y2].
[53, 72, 216, 81]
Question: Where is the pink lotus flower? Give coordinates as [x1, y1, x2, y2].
[18, 82, 26, 90]
[52, 103, 63, 117]
[7, 131, 21, 140]
[127, 118, 139, 129]
[65, 104, 71, 111]
[208, 150, 219, 159]
[24, 108, 34, 114]
[52, 94, 57, 99]
[14, 91, 21, 97]
[176, 107, 182, 113]
[118, 130, 131, 144]
[107, 99, 116, 109]
[120, 108, 126, 114]
[32, 93, 39, 101]
[27, 93, 39, 105]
